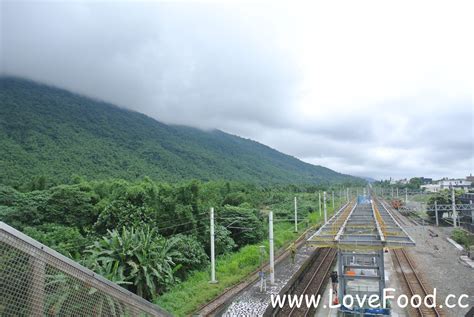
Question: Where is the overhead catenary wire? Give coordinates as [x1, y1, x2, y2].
[158, 195, 342, 235]
[151, 210, 212, 228]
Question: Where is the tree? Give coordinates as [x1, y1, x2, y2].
[171, 234, 209, 278]
[409, 177, 423, 189]
[23, 224, 88, 259]
[218, 206, 264, 246]
[94, 199, 154, 233]
[200, 224, 237, 256]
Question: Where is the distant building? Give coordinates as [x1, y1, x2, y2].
[459, 192, 474, 204]
[419, 177, 432, 184]
[421, 184, 441, 193]
[390, 178, 408, 185]
[438, 179, 472, 190]
[399, 178, 409, 185]
[466, 174, 474, 183]
[421, 179, 472, 192]
[459, 193, 474, 233]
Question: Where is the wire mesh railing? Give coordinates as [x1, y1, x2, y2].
[0, 221, 171, 317]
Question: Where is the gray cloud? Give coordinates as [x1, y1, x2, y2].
[1, 1, 473, 180]
[1, 2, 298, 129]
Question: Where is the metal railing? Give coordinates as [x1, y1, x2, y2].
[0, 222, 172, 317]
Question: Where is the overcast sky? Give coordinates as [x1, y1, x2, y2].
[1, 0, 473, 180]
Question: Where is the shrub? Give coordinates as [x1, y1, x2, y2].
[23, 224, 88, 259]
[85, 225, 181, 300]
[451, 229, 472, 248]
[171, 234, 209, 277]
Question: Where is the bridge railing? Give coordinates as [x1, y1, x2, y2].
[0, 221, 171, 317]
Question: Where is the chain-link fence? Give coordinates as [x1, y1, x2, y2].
[0, 222, 171, 317]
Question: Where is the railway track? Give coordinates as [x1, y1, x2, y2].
[388, 206, 409, 226]
[392, 248, 442, 317]
[275, 248, 337, 317]
[381, 200, 419, 226]
[196, 225, 320, 316]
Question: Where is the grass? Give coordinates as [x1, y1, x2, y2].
[155, 199, 344, 316]
[410, 194, 431, 204]
[451, 229, 474, 249]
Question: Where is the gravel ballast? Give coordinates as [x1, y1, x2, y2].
[404, 223, 473, 317]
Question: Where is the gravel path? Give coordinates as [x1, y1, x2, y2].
[404, 224, 473, 317]
[220, 243, 318, 316]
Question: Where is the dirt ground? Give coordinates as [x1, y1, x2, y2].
[404, 223, 473, 317]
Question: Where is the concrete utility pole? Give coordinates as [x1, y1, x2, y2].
[269, 211, 275, 284]
[391, 187, 394, 198]
[259, 246, 266, 292]
[346, 188, 349, 202]
[294, 196, 298, 232]
[396, 187, 399, 198]
[405, 188, 408, 204]
[452, 188, 457, 228]
[470, 200, 474, 225]
[332, 191, 335, 210]
[319, 192, 322, 216]
[434, 200, 439, 227]
[210, 207, 217, 283]
[323, 191, 328, 224]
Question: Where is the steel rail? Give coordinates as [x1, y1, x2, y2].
[392, 249, 442, 317]
[287, 248, 337, 317]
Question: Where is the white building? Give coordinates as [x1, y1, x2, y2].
[421, 184, 441, 193]
[421, 179, 472, 193]
[438, 179, 471, 190]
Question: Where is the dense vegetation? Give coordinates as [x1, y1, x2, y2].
[0, 77, 363, 187]
[0, 177, 349, 313]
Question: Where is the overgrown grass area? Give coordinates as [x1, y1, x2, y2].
[410, 194, 431, 203]
[451, 229, 474, 249]
[156, 200, 343, 316]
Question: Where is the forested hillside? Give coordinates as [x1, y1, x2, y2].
[0, 77, 362, 187]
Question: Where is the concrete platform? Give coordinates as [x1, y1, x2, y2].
[460, 255, 474, 269]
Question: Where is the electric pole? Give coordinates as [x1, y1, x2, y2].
[210, 207, 217, 283]
[332, 191, 335, 210]
[319, 192, 322, 217]
[323, 191, 327, 224]
[294, 196, 298, 232]
[269, 211, 275, 284]
[452, 187, 457, 228]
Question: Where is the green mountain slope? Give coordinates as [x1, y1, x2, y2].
[0, 77, 362, 185]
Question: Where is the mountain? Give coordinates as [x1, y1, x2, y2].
[362, 177, 377, 183]
[0, 77, 363, 186]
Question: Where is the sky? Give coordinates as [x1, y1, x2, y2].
[1, 0, 473, 180]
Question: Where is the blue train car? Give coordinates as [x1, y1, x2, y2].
[357, 195, 371, 204]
